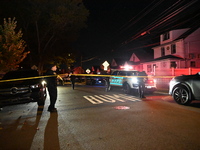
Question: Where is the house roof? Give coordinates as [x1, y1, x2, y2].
[111, 58, 140, 67]
[152, 25, 200, 49]
[175, 25, 200, 41]
[111, 58, 127, 66]
[144, 55, 183, 63]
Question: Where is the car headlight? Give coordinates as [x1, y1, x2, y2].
[30, 84, 40, 88]
[169, 78, 174, 84]
[131, 77, 138, 84]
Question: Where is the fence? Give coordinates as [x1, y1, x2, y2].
[154, 67, 200, 76]
[153, 68, 200, 90]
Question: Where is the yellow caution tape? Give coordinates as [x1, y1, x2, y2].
[0, 73, 175, 83]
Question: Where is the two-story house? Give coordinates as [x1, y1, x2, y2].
[142, 27, 200, 75]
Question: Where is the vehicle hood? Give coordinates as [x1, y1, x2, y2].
[0, 78, 42, 89]
[174, 74, 198, 81]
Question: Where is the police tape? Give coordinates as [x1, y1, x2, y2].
[0, 73, 175, 83]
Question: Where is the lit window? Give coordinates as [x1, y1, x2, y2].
[171, 44, 176, 54]
[163, 32, 170, 41]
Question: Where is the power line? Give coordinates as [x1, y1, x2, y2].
[123, 0, 199, 44]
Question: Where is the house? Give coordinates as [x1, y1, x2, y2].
[142, 27, 200, 75]
[111, 53, 142, 71]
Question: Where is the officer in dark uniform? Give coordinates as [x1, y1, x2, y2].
[69, 73, 76, 90]
[45, 64, 58, 112]
[138, 71, 147, 98]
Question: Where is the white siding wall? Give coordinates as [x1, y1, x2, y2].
[184, 28, 200, 54]
[153, 40, 184, 59]
[153, 47, 161, 59]
[174, 40, 185, 57]
[171, 28, 189, 40]
[160, 28, 189, 44]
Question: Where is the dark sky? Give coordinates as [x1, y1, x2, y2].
[74, 0, 200, 68]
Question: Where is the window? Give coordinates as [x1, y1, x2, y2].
[171, 44, 176, 54]
[162, 62, 167, 68]
[170, 61, 177, 68]
[190, 61, 196, 67]
[163, 32, 170, 41]
[112, 71, 118, 75]
[147, 65, 152, 72]
[189, 53, 195, 59]
[119, 71, 127, 76]
[161, 47, 165, 56]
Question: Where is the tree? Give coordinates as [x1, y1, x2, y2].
[0, 18, 29, 72]
[0, 0, 89, 74]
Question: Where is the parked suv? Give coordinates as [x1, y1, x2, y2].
[106, 70, 157, 94]
[0, 69, 47, 108]
[169, 72, 200, 105]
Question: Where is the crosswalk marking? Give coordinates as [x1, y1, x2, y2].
[117, 94, 141, 102]
[98, 95, 125, 102]
[94, 95, 116, 103]
[83, 96, 103, 104]
[83, 94, 141, 104]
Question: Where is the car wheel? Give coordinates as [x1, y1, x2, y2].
[172, 86, 191, 105]
[123, 83, 131, 94]
[37, 89, 47, 106]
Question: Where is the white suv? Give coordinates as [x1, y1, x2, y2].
[106, 70, 157, 94]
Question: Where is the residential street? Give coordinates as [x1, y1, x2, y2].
[0, 85, 200, 150]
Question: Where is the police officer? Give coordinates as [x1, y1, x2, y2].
[138, 71, 147, 98]
[45, 64, 58, 112]
[69, 73, 76, 90]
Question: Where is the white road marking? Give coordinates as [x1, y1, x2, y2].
[94, 95, 116, 103]
[117, 94, 141, 101]
[102, 95, 125, 102]
[83, 94, 141, 104]
[83, 96, 103, 104]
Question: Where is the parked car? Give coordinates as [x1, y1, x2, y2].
[0, 69, 47, 108]
[86, 76, 106, 85]
[169, 72, 200, 105]
[106, 70, 157, 94]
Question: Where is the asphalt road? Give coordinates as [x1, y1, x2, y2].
[0, 85, 200, 150]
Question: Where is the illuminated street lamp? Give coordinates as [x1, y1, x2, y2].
[102, 61, 109, 71]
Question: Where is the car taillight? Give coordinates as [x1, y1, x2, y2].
[147, 79, 155, 84]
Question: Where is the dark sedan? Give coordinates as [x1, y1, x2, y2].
[0, 69, 47, 108]
[169, 72, 200, 105]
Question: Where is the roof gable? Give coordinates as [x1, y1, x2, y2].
[129, 53, 140, 62]
[175, 26, 200, 41]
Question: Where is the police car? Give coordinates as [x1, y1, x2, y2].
[106, 70, 157, 94]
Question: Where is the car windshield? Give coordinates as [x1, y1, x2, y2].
[112, 71, 139, 76]
[2, 70, 39, 80]
[126, 71, 138, 76]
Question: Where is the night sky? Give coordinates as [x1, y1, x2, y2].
[74, 0, 200, 68]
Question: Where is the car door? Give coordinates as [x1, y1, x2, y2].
[191, 74, 200, 99]
[110, 71, 123, 86]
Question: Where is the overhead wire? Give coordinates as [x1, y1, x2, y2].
[119, 0, 161, 33]
[123, 0, 199, 44]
